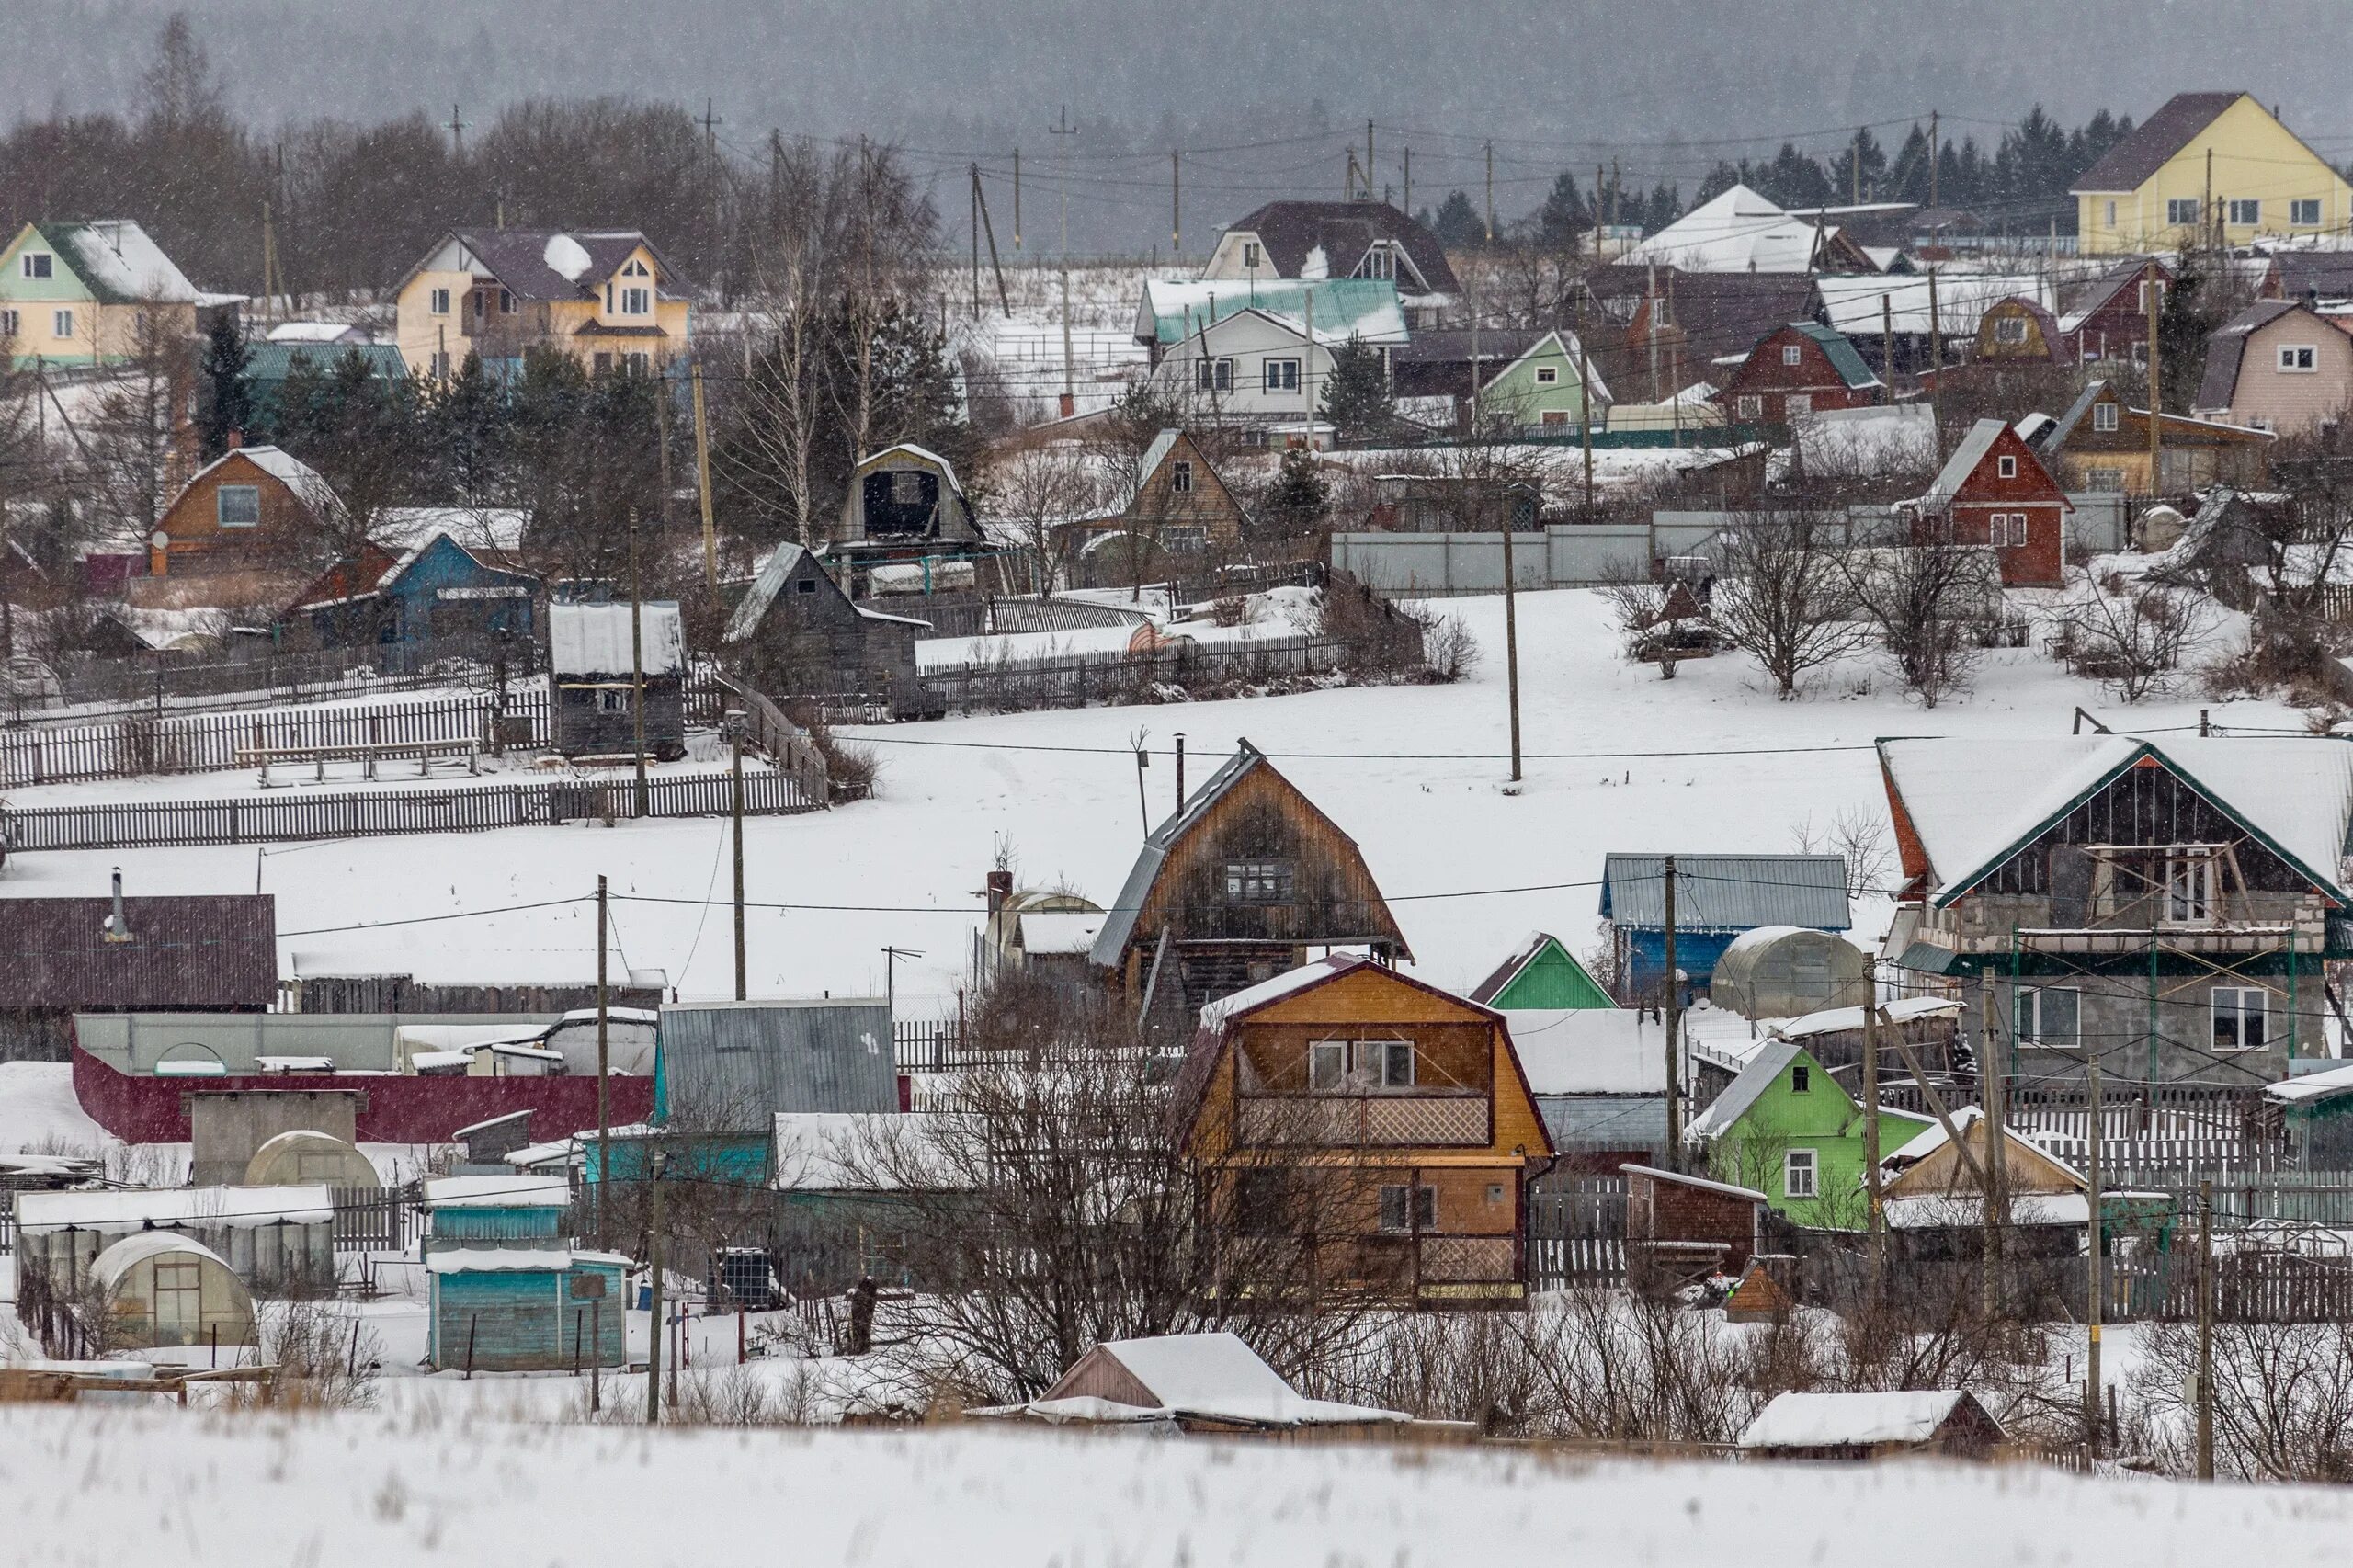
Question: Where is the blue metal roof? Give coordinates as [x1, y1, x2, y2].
[1597, 854, 1849, 933]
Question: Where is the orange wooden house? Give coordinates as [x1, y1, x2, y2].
[149, 442, 344, 581]
[1170, 953, 1555, 1308]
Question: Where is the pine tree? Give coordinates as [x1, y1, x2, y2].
[195, 312, 253, 460]
[1432, 190, 1483, 247]
[1536, 171, 1588, 247]
[1318, 335, 1393, 443]
[1258, 447, 1329, 536]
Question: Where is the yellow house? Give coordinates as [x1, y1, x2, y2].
[0, 221, 202, 369]
[392, 229, 691, 381]
[2073, 92, 2352, 256]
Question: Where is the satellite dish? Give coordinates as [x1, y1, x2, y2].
[150, 530, 170, 551]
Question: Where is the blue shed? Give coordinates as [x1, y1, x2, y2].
[427, 1247, 628, 1371]
[287, 530, 537, 650]
[1598, 853, 1849, 998]
[420, 1174, 572, 1256]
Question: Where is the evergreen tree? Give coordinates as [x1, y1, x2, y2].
[195, 312, 253, 460]
[1536, 171, 1588, 247]
[1637, 182, 1683, 235]
[1318, 335, 1393, 442]
[419, 352, 509, 506]
[1432, 190, 1483, 247]
[1258, 446, 1329, 537]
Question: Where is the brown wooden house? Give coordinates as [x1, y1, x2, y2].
[1171, 953, 1555, 1307]
[1620, 1162, 1768, 1289]
[1910, 416, 2073, 586]
[1716, 323, 1882, 426]
[2053, 256, 2171, 367]
[150, 442, 344, 582]
[1065, 428, 1247, 589]
[1972, 297, 2069, 364]
[2034, 378, 2274, 497]
[1089, 741, 1409, 1028]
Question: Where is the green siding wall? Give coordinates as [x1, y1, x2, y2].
[1490, 937, 1617, 1010]
[1704, 1045, 1934, 1228]
[429, 1262, 624, 1370]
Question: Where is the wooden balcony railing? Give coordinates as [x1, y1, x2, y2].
[1236, 1093, 1490, 1148]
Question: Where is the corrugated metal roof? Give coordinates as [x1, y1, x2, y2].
[0, 895, 276, 1009]
[656, 1000, 895, 1125]
[1787, 322, 1882, 391]
[1136, 278, 1406, 347]
[244, 342, 409, 381]
[1921, 417, 2007, 506]
[1597, 854, 1849, 932]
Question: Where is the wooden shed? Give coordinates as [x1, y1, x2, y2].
[835, 444, 983, 560]
[1738, 1389, 2006, 1460]
[88, 1233, 257, 1352]
[241, 1128, 379, 1187]
[1002, 1332, 1417, 1436]
[1620, 1163, 1768, 1288]
[720, 543, 932, 719]
[426, 1246, 627, 1372]
[421, 1174, 572, 1256]
[547, 599, 687, 760]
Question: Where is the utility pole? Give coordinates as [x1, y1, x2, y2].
[654, 373, 675, 539]
[1051, 108, 1078, 416]
[2148, 277, 2165, 496]
[645, 1146, 665, 1425]
[1663, 856, 1682, 1162]
[447, 103, 467, 156]
[260, 201, 277, 330]
[1403, 146, 1411, 218]
[1927, 267, 1944, 441]
[1012, 148, 1021, 252]
[1172, 150, 1181, 254]
[595, 874, 610, 1248]
[1576, 296, 1596, 510]
[627, 509, 650, 817]
[732, 726, 747, 1001]
[879, 946, 922, 1020]
[1982, 971, 2006, 1320]
[2086, 1034, 2106, 1456]
[1881, 291, 1896, 387]
[691, 364, 717, 590]
[1174, 732, 1187, 807]
[1852, 127, 1863, 206]
[970, 165, 982, 317]
[1366, 120, 1374, 203]
[2197, 1176, 2215, 1480]
[1484, 142, 1495, 244]
[1928, 110, 1939, 209]
[1862, 965, 1883, 1307]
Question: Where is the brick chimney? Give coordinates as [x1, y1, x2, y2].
[225, 429, 244, 449]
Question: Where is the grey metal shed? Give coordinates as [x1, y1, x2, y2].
[656, 1000, 896, 1130]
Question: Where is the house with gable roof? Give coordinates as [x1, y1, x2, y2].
[1623, 185, 1880, 275]
[0, 220, 212, 369]
[2193, 298, 2353, 439]
[392, 228, 690, 380]
[2072, 92, 2352, 256]
[1715, 322, 1881, 427]
[2032, 379, 2272, 499]
[1877, 734, 2353, 1090]
[721, 541, 931, 717]
[285, 530, 538, 650]
[1062, 427, 1247, 587]
[1199, 201, 1458, 326]
[1907, 415, 2072, 586]
[2052, 256, 2172, 366]
[150, 441, 346, 582]
[834, 443, 984, 565]
[1686, 1036, 1933, 1227]
[1091, 741, 1409, 1028]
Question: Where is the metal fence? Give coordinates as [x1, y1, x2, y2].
[0, 766, 823, 852]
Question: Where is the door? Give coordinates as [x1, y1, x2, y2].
[153, 1258, 202, 1346]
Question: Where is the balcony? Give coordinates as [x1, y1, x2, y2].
[1236, 1092, 1490, 1149]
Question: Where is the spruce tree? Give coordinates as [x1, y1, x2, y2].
[195, 312, 253, 459]
[1318, 335, 1393, 444]
[1259, 447, 1330, 537]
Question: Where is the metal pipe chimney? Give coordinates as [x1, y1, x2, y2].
[103, 866, 133, 943]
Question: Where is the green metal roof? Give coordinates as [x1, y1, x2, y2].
[1789, 321, 1882, 391]
[1139, 278, 1404, 346]
[243, 342, 409, 382]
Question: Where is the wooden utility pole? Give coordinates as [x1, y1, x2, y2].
[2148, 278, 2165, 495]
[1862, 965, 1883, 1305]
[645, 1147, 665, 1425]
[1171, 151, 1181, 253]
[1982, 971, 2006, 1319]
[1928, 110, 1939, 208]
[260, 201, 277, 329]
[1881, 291, 1897, 386]
[691, 364, 717, 590]
[595, 874, 610, 1248]
[1575, 295, 1596, 510]
[970, 165, 982, 316]
[2197, 1176, 2215, 1479]
[2086, 1036, 2106, 1454]
[1927, 267, 1944, 439]
[1012, 148, 1021, 252]
[654, 373, 675, 538]
[1484, 142, 1495, 243]
[1663, 856, 1682, 1161]
[1403, 146, 1411, 218]
[974, 173, 1011, 316]
[732, 728, 747, 1001]
[1366, 120, 1374, 203]
[627, 509, 650, 816]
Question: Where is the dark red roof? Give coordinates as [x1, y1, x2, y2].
[0, 896, 278, 1009]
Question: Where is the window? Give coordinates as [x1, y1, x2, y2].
[429, 350, 451, 380]
[2164, 855, 2215, 926]
[604, 283, 614, 312]
[1195, 358, 1233, 393]
[1378, 1184, 1438, 1233]
[2167, 198, 2201, 227]
[592, 351, 614, 374]
[624, 351, 650, 376]
[1486, 1183, 1506, 1206]
[794, 577, 818, 595]
[2292, 199, 2323, 227]
[1994, 315, 2028, 344]
[1264, 357, 1301, 392]
[1997, 454, 2018, 478]
[1785, 393, 1813, 416]
[1986, 513, 2029, 548]
[2104, 200, 2118, 229]
[2086, 468, 2126, 493]
[1308, 1040, 1348, 1091]
[623, 259, 650, 278]
[1353, 1039, 1415, 1090]
[1534, 365, 1560, 385]
[500, 287, 516, 313]
[2280, 345, 2319, 373]
[2213, 988, 2269, 1051]
[1540, 409, 1569, 426]
[1358, 245, 1397, 280]
[1169, 459, 1194, 494]
[215, 484, 260, 528]
[889, 470, 926, 505]
[0, 309, 16, 339]
[1735, 394, 1763, 421]
[1781, 343, 1803, 367]
[1223, 859, 1292, 902]
[428, 286, 450, 315]
[2227, 199, 2260, 227]
[1242, 241, 1261, 268]
[21, 251, 51, 279]
[2093, 401, 2120, 433]
[1783, 1149, 1817, 1199]
[596, 689, 630, 712]
[620, 287, 651, 315]
[1162, 524, 1209, 551]
[2016, 985, 2081, 1049]
[1790, 1065, 1811, 1094]
[2137, 279, 2155, 315]
[2131, 340, 2150, 368]
[51, 308, 73, 339]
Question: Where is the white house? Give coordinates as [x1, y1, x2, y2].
[1146, 307, 1347, 424]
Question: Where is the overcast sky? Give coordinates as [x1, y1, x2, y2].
[15, 0, 2351, 249]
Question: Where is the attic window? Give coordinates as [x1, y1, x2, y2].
[21, 252, 51, 279]
[1223, 859, 1292, 903]
[500, 288, 516, 314]
[1169, 460, 1194, 494]
[2093, 402, 2120, 433]
[2280, 345, 2319, 373]
[1357, 244, 1398, 281]
[1781, 343, 1803, 367]
[1242, 241, 1262, 268]
[429, 287, 450, 315]
[1993, 315, 2028, 344]
[1534, 365, 1560, 385]
[623, 260, 650, 278]
[889, 470, 926, 504]
[1996, 454, 2018, 479]
[795, 577, 818, 595]
[1790, 1065, 1811, 1094]
[216, 485, 260, 528]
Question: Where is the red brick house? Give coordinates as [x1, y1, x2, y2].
[1911, 416, 2073, 586]
[1717, 322, 1882, 426]
[2053, 256, 2171, 366]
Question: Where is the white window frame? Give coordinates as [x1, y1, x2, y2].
[2280, 345, 2319, 373]
[1263, 356, 1301, 393]
[1242, 241, 1261, 268]
[499, 287, 516, 313]
[2104, 200, 2119, 228]
[1997, 454, 2018, 479]
[1307, 1040, 1347, 1092]
[1169, 459, 1194, 494]
[1785, 392, 1813, 417]
[1994, 314, 2028, 344]
[1534, 364, 1560, 385]
[428, 286, 450, 315]
[2137, 279, 2154, 314]
[2291, 199, 2323, 227]
[1780, 343, 1804, 367]
[2227, 199, 2260, 227]
[620, 286, 651, 316]
[1350, 1039, 1415, 1090]
[2016, 985, 2082, 1050]
[2166, 198, 2201, 227]
[1378, 1183, 1438, 1233]
[21, 252, 52, 279]
[51, 308, 74, 339]
[1196, 357, 1233, 393]
[2086, 468, 2126, 493]
[0, 308, 16, 339]
[2093, 402, 2120, 433]
[2163, 855, 2216, 927]
[2212, 987, 2270, 1052]
[1735, 394, 1763, 422]
[1783, 1148, 1817, 1199]
[216, 484, 261, 528]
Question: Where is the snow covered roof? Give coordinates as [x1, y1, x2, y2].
[549, 599, 685, 677]
[1136, 278, 1408, 347]
[1921, 417, 2029, 508]
[723, 542, 824, 642]
[177, 445, 343, 520]
[1739, 1389, 1985, 1449]
[1771, 996, 1965, 1040]
[408, 229, 688, 304]
[2268, 1061, 2353, 1105]
[370, 506, 530, 555]
[1506, 1008, 1665, 1095]
[1599, 854, 1849, 932]
[422, 1175, 571, 1210]
[426, 1247, 630, 1274]
[1884, 1191, 2091, 1229]
[1623, 186, 1836, 274]
[1818, 272, 2055, 336]
[1197, 953, 1365, 1029]
[16, 1185, 334, 1234]
[1038, 1332, 1413, 1428]
[1216, 200, 1460, 296]
[27, 220, 199, 303]
[266, 320, 369, 344]
[1688, 1038, 1803, 1142]
[1017, 910, 1108, 956]
[1619, 1163, 1768, 1204]
[1876, 735, 2353, 906]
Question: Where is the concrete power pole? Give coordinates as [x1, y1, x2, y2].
[1663, 856, 1682, 1162]
[595, 874, 610, 1248]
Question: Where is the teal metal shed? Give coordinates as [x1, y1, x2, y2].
[426, 1247, 627, 1372]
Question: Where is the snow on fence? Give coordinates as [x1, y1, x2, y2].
[31, 633, 542, 714]
[0, 767, 822, 852]
[0, 690, 551, 788]
[919, 634, 1351, 716]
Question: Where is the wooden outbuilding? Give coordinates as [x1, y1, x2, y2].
[547, 599, 687, 760]
[1090, 740, 1410, 1025]
[720, 543, 933, 719]
[426, 1246, 627, 1372]
[1739, 1389, 2006, 1460]
[997, 1331, 1421, 1435]
[1620, 1163, 1768, 1288]
[834, 444, 983, 562]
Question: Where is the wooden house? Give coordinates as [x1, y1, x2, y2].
[2053, 256, 2171, 365]
[547, 599, 686, 760]
[2193, 299, 2353, 438]
[1200, 200, 1459, 325]
[150, 442, 344, 582]
[1716, 323, 1882, 426]
[0, 881, 276, 1061]
[1089, 741, 1409, 1025]
[1598, 853, 1849, 998]
[393, 228, 690, 380]
[1620, 1163, 1768, 1289]
[1003, 1332, 1418, 1434]
[1739, 1389, 2006, 1460]
[1146, 305, 1349, 424]
[1878, 734, 2353, 1089]
[0, 221, 204, 369]
[1472, 937, 1655, 1167]
[1688, 1039, 1934, 1228]
[2072, 92, 2350, 256]
[721, 543, 931, 718]
[1360, 473, 1541, 533]
[1063, 428, 1247, 585]
[1468, 932, 1616, 1012]
[1972, 297, 2069, 365]
[1584, 267, 1823, 404]
[1170, 953, 1555, 1307]
[2033, 379, 2274, 499]
[1909, 416, 2072, 587]
[834, 445, 983, 563]
[286, 530, 538, 649]
[1388, 329, 1609, 433]
[426, 1246, 626, 1371]
[420, 1175, 571, 1257]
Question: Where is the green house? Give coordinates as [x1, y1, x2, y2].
[1474, 329, 1611, 433]
[1688, 1039, 1933, 1228]
[1469, 931, 1618, 1011]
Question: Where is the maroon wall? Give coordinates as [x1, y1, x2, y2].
[72, 1047, 653, 1144]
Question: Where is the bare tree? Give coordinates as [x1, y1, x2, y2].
[985, 443, 1102, 596]
[2060, 572, 2213, 702]
[2134, 1315, 2353, 1481]
[85, 305, 192, 544]
[1709, 510, 1866, 698]
[1791, 806, 1894, 901]
[1842, 538, 1992, 708]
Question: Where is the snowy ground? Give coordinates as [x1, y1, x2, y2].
[4, 1400, 2349, 1565]
[0, 586, 2305, 1014]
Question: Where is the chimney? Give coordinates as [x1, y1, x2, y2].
[102, 867, 133, 944]
[225, 429, 244, 450]
[985, 869, 1013, 916]
[1058, 392, 1075, 419]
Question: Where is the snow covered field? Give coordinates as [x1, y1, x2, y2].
[0, 587, 2304, 1014]
[2, 1402, 2347, 1565]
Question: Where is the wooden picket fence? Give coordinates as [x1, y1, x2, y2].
[1526, 1177, 1630, 1289]
[0, 766, 823, 852]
